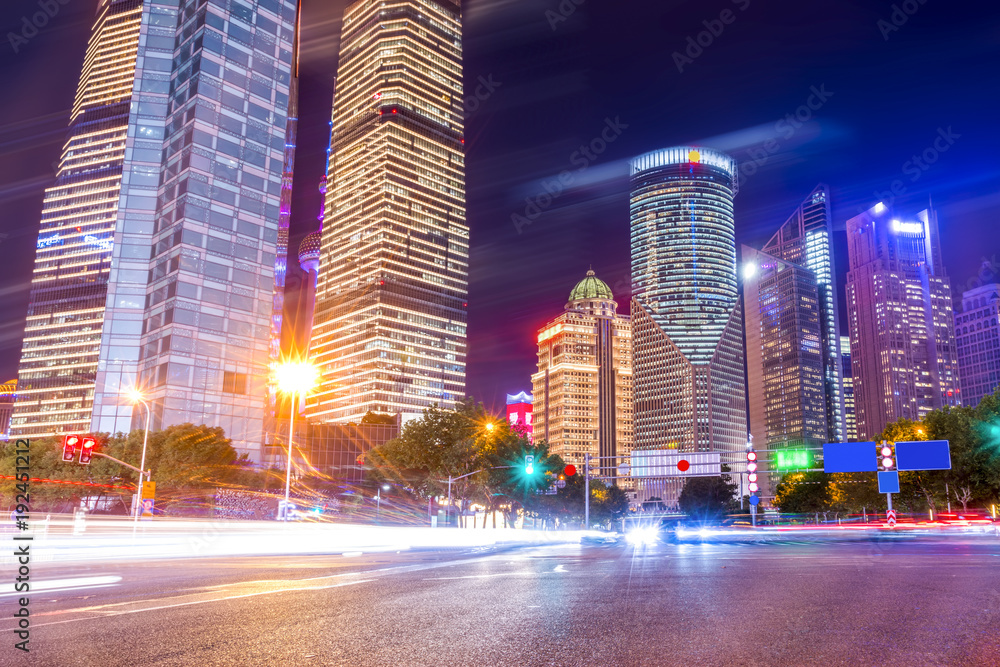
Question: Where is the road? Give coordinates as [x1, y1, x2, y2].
[4, 534, 1000, 666]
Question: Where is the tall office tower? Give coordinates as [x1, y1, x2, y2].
[307, 0, 467, 424]
[12, 0, 300, 460]
[630, 147, 747, 505]
[840, 336, 858, 441]
[532, 271, 632, 476]
[743, 186, 844, 495]
[955, 284, 1000, 407]
[846, 202, 960, 439]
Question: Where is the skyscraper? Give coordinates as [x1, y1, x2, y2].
[743, 185, 844, 495]
[955, 284, 1000, 407]
[532, 271, 632, 475]
[845, 202, 960, 439]
[841, 336, 858, 441]
[630, 147, 747, 503]
[306, 0, 467, 424]
[12, 0, 300, 459]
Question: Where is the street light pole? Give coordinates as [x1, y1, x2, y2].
[584, 453, 590, 530]
[129, 394, 151, 525]
[283, 391, 297, 519]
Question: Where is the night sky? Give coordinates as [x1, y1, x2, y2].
[1, 0, 998, 414]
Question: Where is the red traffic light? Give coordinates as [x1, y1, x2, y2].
[79, 436, 97, 465]
[564, 464, 576, 477]
[62, 434, 80, 462]
[747, 451, 757, 462]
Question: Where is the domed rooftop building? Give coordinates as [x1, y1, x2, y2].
[532, 269, 632, 488]
[567, 269, 618, 317]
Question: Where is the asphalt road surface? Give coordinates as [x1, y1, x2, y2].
[4, 534, 1000, 666]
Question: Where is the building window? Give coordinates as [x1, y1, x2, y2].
[223, 371, 247, 394]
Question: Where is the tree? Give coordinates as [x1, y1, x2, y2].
[773, 471, 830, 515]
[360, 411, 397, 425]
[0, 424, 259, 513]
[678, 474, 739, 520]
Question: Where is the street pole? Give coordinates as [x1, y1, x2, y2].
[945, 482, 951, 512]
[584, 453, 590, 530]
[447, 475, 453, 527]
[283, 391, 297, 520]
[886, 492, 893, 513]
[132, 397, 151, 527]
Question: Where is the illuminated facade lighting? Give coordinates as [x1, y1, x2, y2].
[306, 0, 467, 424]
[743, 185, 845, 498]
[12, 0, 301, 461]
[845, 202, 960, 438]
[954, 283, 1000, 407]
[840, 336, 858, 441]
[532, 271, 632, 478]
[630, 146, 746, 507]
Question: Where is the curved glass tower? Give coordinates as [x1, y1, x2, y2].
[630, 147, 738, 360]
[629, 147, 746, 508]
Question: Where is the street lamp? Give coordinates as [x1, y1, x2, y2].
[273, 359, 319, 520]
[125, 388, 151, 525]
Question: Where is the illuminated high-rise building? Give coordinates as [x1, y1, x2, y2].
[743, 185, 844, 496]
[845, 202, 960, 439]
[955, 284, 1000, 407]
[532, 271, 632, 475]
[12, 0, 301, 459]
[840, 336, 858, 441]
[629, 147, 747, 505]
[306, 0, 467, 424]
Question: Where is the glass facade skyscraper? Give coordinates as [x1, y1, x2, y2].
[12, 0, 300, 460]
[743, 185, 845, 496]
[306, 0, 467, 424]
[955, 284, 1000, 408]
[845, 202, 960, 439]
[630, 147, 747, 505]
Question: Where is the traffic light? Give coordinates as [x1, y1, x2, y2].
[79, 436, 97, 465]
[524, 455, 535, 476]
[564, 464, 576, 477]
[879, 442, 895, 471]
[746, 449, 759, 493]
[62, 435, 80, 462]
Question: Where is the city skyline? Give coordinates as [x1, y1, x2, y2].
[0, 1, 998, 420]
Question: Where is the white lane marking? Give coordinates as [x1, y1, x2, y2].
[425, 572, 534, 580]
[1, 576, 122, 597]
[554, 564, 567, 572]
[15, 579, 373, 630]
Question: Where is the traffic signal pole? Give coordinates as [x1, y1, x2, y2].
[584, 453, 590, 530]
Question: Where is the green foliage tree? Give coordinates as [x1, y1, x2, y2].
[773, 471, 830, 515]
[360, 411, 397, 425]
[0, 424, 262, 513]
[678, 474, 739, 520]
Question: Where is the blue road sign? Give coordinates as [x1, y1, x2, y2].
[896, 440, 951, 471]
[749, 495, 760, 506]
[823, 441, 878, 473]
[877, 471, 900, 494]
